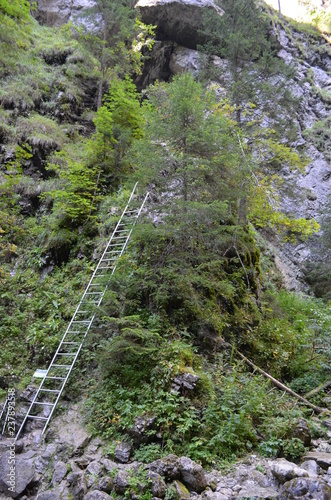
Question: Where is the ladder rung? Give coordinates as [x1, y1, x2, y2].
[27, 415, 48, 420]
[45, 376, 66, 380]
[61, 342, 80, 345]
[32, 402, 56, 406]
[39, 389, 61, 393]
[85, 292, 103, 295]
[72, 320, 90, 323]
[56, 353, 77, 356]
[52, 365, 71, 368]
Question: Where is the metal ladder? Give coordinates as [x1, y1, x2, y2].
[15, 183, 149, 440]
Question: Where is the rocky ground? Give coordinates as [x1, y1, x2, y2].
[2, 401, 331, 499]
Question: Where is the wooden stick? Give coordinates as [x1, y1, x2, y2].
[305, 381, 331, 399]
[222, 342, 329, 414]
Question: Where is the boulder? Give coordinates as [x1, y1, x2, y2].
[179, 456, 207, 493]
[290, 419, 311, 446]
[149, 454, 181, 480]
[303, 451, 331, 471]
[84, 492, 114, 500]
[203, 491, 231, 500]
[172, 480, 191, 499]
[67, 471, 87, 499]
[102, 458, 118, 473]
[36, 492, 61, 500]
[135, 0, 224, 49]
[113, 470, 130, 495]
[270, 459, 309, 484]
[0, 450, 38, 498]
[300, 460, 320, 478]
[148, 471, 167, 498]
[86, 460, 102, 477]
[129, 415, 158, 445]
[114, 442, 132, 463]
[237, 485, 280, 499]
[52, 460, 68, 485]
[280, 477, 331, 499]
[97, 476, 113, 493]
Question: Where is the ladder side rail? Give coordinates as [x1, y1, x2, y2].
[0, 397, 7, 423]
[98, 192, 150, 300]
[40, 338, 88, 435]
[0, 398, 8, 438]
[78, 182, 139, 306]
[1, 404, 10, 438]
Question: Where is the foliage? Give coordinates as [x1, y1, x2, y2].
[0, 0, 30, 20]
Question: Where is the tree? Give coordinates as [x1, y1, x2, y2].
[75, 0, 154, 108]
[199, 0, 296, 127]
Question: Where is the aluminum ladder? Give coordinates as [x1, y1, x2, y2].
[16, 183, 148, 440]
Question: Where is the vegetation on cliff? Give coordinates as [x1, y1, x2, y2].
[0, 0, 330, 468]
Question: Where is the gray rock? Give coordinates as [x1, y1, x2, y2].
[114, 442, 132, 464]
[172, 372, 200, 393]
[97, 476, 113, 493]
[113, 470, 129, 495]
[291, 419, 311, 446]
[84, 492, 114, 500]
[102, 458, 118, 473]
[300, 460, 320, 478]
[52, 461, 68, 485]
[135, 0, 224, 49]
[270, 459, 309, 483]
[149, 454, 181, 480]
[169, 46, 203, 76]
[36, 493, 60, 500]
[67, 471, 87, 500]
[129, 415, 158, 445]
[35, 0, 96, 27]
[179, 456, 207, 493]
[238, 485, 280, 499]
[0, 450, 38, 498]
[303, 451, 331, 470]
[280, 477, 331, 499]
[148, 471, 167, 498]
[86, 460, 102, 477]
[203, 491, 231, 500]
[135, 41, 174, 90]
[172, 480, 191, 499]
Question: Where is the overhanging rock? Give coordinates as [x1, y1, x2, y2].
[135, 0, 224, 49]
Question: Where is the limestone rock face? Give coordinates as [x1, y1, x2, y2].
[169, 46, 203, 75]
[34, 0, 96, 27]
[135, 0, 224, 49]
